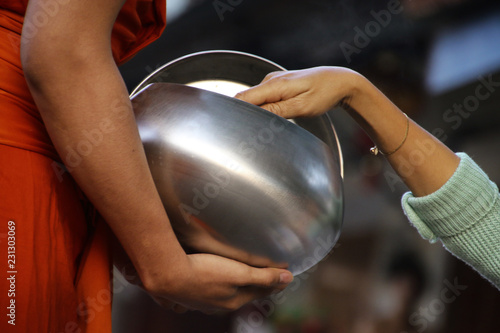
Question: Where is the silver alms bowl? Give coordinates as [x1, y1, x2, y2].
[131, 51, 343, 275]
[131, 82, 343, 275]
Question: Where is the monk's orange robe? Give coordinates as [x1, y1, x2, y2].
[0, 1, 166, 331]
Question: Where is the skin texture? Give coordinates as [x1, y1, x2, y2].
[21, 0, 292, 313]
[236, 67, 460, 197]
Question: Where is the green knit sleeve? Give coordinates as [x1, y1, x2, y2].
[401, 153, 500, 289]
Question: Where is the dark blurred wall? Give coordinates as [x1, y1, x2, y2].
[120, 0, 426, 91]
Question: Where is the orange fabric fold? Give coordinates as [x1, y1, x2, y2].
[0, 1, 166, 159]
[0, 1, 166, 332]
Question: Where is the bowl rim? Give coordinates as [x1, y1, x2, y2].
[130, 50, 344, 179]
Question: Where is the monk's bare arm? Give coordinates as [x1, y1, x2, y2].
[21, 0, 292, 311]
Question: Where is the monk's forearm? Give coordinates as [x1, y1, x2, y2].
[22, 47, 186, 290]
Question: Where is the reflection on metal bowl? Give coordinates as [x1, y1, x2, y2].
[131, 51, 344, 275]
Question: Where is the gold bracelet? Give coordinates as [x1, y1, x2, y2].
[370, 113, 409, 156]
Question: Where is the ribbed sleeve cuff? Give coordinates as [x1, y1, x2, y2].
[401, 153, 499, 242]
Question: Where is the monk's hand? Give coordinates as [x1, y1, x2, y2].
[144, 253, 293, 313]
[235, 66, 363, 118]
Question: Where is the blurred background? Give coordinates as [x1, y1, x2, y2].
[113, 0, 500, 332]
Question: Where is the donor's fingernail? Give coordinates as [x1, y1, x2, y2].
[279, 272, 293, 284]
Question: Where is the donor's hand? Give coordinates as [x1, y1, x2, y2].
[236, 66, 364, 118]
